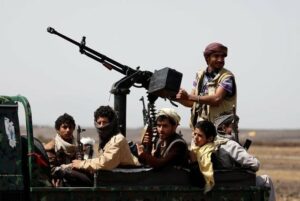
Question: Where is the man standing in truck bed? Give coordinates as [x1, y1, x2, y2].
[176, 42, 237, 129]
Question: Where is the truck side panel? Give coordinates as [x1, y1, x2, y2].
[0, 103, 25, 201]
[0, 104, 23, 187]
[30, 186, 269, 201]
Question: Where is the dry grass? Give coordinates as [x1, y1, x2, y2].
[249, 145, 300, 201]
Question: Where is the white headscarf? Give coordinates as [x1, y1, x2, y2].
[54, 134, 77, 156]
[156, 108, 181, 125]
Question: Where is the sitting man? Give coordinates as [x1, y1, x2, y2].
[212, 114, 276, 201]
[214, 111, 239, 141]
[136, 108, 189, 169]
[191, 119, 275, 201]
[72, 105, 140, 172]
[44, 113, 92, 187]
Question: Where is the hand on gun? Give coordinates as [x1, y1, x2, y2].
[176, 88, 189, 101]
[137, 131, 155, 156]
[136, 144, 145, 156]
[71, 160, 82, 169]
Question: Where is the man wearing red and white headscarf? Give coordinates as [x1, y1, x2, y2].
[176, 42, 237, 130]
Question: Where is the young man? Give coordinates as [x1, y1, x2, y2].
[72, 105, 140, 172]
[190, 120, 225, 192]
[176, 42, 237, 128]
[136, 108, 189, 169]
[44, 113, 91, 187]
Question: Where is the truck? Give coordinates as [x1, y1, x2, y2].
[0, 27, 270, 201]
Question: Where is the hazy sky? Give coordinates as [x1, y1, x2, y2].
[1, 0, 299, 129]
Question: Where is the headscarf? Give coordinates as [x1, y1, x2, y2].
[214, 113, 239, 136]
[94, 117, 119, 149]
[203, 42, 228, 60]
[80, 137, 95, 146]
[192, 136, 228, 193]
[54, 134, 76, 156]
[80, 137, 95, 160]
[156, 108, 181, 125]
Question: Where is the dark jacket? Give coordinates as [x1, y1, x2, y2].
[139, 133, 189, 169]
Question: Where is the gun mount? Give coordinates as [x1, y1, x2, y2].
[47, 27, 182, 136]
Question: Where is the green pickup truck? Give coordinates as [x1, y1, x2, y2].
[0, 95, 269, 201]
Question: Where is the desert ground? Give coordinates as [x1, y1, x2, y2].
[32, 126, 300, 201]
[250, 145, 300, 201]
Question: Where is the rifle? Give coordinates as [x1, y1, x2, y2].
[139, 96, 148, 126]
[232, 105, 239, 143]
[76, 125, 86, 160]
[47, 27, 182, 136]
[139, 94, 158, 154]
[232, 105, 252, 149]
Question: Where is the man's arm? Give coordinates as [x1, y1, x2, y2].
[175, 89, 195, 107]
[226, 140, 260, 171]
[72, 136, 123, 172]
[176, 86, 228, 107]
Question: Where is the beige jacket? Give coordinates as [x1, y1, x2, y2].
[79, 133, 140, 172]
[190, 68, 237, 128]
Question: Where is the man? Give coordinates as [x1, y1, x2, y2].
[214, 112, 239, 141]
[213, 114, 276, 201]
[176, 42, 237, 128]
[72, 105, 140, 172]
[44, 113, 91, 187]
[80, 137, 95, 160]
[136, 108, 189, 169]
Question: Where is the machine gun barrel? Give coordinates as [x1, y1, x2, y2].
[47, 27, 181, 136]
[47, 27, 136, 75]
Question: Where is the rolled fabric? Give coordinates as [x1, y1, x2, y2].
[156, 108, 181, 125]
[203, 42, 228, 59]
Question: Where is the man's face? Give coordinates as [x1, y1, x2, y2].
[193, 128, 209, 147]
[96, 116, 110, 128]
[207, 52, 226, 70]
[223, 123, 238, 135]
[156, 119, 177, 140]
[57, 123, 74, 142]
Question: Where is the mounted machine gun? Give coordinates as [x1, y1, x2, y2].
[47, 27, 182, 136]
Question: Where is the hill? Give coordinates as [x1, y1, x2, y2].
[25, 126, 300, 146]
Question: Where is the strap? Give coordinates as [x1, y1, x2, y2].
[162, 138, 186, 157]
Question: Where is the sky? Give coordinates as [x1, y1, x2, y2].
[1, 0, 299, 129]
